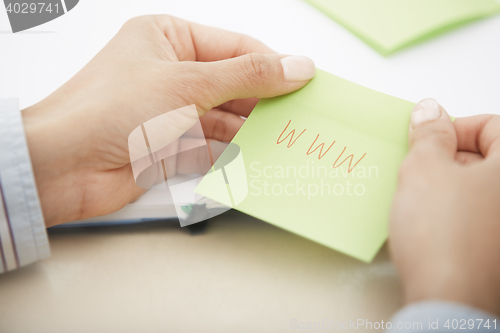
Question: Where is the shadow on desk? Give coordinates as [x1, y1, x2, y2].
[0, 210, 403, 333]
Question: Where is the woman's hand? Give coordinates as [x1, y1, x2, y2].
[390, 98, 500, 315]
[22, 15, 316, 227]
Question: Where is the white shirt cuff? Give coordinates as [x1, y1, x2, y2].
[387, 300, 499, 332]
[0, 98, 50, 273]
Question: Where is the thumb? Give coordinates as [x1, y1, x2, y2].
[409, 98, 457, 162]
[193, 54, 316, 111]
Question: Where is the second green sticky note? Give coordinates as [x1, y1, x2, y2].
[305, 0, 500, 55]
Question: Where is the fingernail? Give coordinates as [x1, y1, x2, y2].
[280, 56, 316, 82]
[411, 98, 441, 128]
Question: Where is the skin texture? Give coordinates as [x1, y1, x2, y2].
[390, 99, 500, 316]
[21, 15, 314, 227]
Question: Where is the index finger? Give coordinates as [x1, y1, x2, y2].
[454, 115, 500, 159]
[156, 15, 276, 62]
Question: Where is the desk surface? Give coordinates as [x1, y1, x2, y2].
[0, 211, 401, 333]
[1, 0, 500, 331]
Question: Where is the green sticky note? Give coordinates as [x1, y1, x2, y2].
[196, 69, 415, 262]
[304, 0, 500, 55]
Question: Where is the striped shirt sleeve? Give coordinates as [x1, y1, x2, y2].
[0, 98, 50, 274]
[387, 301, 500, 332]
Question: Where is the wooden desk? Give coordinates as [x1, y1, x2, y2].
[0, 211, 401, 332]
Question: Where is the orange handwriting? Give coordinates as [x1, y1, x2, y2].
[306, 134, 336, 160]
[277, 120, 306, 148]
[332, 147, 367, 173]
[276, 120, 367, 173]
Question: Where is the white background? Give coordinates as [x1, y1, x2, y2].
[1, 0, 500, 117]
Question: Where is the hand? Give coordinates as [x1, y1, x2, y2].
[22, 15, 316, 227]
[390, 98, 500, 315]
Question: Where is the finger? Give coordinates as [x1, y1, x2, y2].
[139, 138, 228, 180]
[454, 115, 500, 158]
[154, 15, 275, 62]
[217, 98, 260, 117]
[409, 98, 457, 163]
[175, 140, 228, 175]
[189, 22, 275, 61]
[191, 53, 315, 112]
[455, 151, 484, 165]
[199, 108, 245, 142]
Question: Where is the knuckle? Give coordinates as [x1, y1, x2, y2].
[123, 15, 174, 31]
[151, 14, 176, 30]
[432, 126, 455, 142]
[195, 146, 211, 171]
[212, 114, 229, 141]
[152, 14, 174, 22]
[168, 63, 216, 112]
[124, 15, 152, 27]
[410, 143, 432, 160]
[242, 53, 271, 87]
[235, 34, 259, 53]
[411, 127, 456, 154]
[413, 124, 454, 144]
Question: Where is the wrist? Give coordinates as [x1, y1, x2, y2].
[22, 103, 80, 227]
[403, 266, 500, 316]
